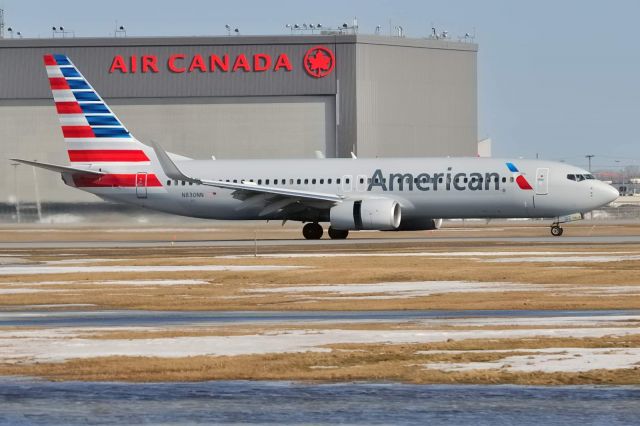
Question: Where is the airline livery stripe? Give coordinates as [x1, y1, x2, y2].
[49, 77, 70, 90]
[56, 102, 83, 114]
[91, 128, 130, 138]
[61, 67, 81, 78]
[43, 54, 57, 66]
[61, 126, 95, 138]
[53, 54, 71, 65]
[506, 162, 519, 173]
[72, 173, 162, 188]
[52, 90, 76, 102]
[67, 79, 91, 90]
[516, 175, 533, 190]
[68, 150, 150, 162]
[58, 115, 89, 126]
[86, 115, 121, 126]
[80, 103, 110, 114]
[74, 91, 100, 101]
[46, 66, 63, 78]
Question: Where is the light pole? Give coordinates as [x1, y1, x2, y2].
[10, 163, 21, 223]
[585, 154, 594, 172]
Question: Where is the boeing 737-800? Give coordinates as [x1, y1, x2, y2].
[11, 54, 619, 239]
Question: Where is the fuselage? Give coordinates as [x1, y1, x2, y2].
[68, 156, 619, 223]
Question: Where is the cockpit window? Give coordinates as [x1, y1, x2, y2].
[576, 174, 585, 182]
[567, 174, 576, 181]
[585, 174, 595, 180]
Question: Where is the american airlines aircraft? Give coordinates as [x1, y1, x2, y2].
[11, 54, 619, 239]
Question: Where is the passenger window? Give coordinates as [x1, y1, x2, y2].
[266, 179, 270, 185]
[167, 180, 171, 186]
[233, 179, 237, 183]
[328, 178, 332, 184]
[173, 180, 178, 186]
[510, 177, 514, 183]
[304, 179, 309, 184]
[337, 178, 341, 184]
[346, 178, 350, 184]
[320, 179, 324, 184]
[501, 177, 506, 183]
[189, 182, 193, 186]
[312, 178, 316, 184]
[297, 179, 301, 184]
[182, 181, 186, 186]
[258, 179, 262, 185]
[290, 179, 294, 184]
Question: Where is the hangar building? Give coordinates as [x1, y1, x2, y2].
[0, 34, 478, 204]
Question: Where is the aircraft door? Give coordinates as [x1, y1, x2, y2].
[342, 175, 353, 193]
[136, 172, 148, 199]
[535, 168, 549, 195]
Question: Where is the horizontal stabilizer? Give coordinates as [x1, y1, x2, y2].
[9, 158, 105, 176]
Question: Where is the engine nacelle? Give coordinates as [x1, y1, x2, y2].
[330, 199, 401, 230]
[396, 217, 443, 231]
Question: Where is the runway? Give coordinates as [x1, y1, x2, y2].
[2, 309, 638, 327]
[2, 234, 640, 249]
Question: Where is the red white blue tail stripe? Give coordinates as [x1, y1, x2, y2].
[44, 54, 150, 164]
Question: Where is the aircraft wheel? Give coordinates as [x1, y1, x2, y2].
[328, 227, 349, 240]
[550, 225, 563, 237]
[302, 222, 323, 240]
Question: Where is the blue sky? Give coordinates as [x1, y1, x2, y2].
[2, 0, 639, 169]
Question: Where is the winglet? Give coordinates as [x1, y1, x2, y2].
[151, 141, 200, 184]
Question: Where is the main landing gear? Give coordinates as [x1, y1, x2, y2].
[302, 222, 323, 240]
[302, 223, 350, 240]
[550, 224, 564, 237]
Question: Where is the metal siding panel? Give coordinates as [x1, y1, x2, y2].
[355, 42, 477, 157]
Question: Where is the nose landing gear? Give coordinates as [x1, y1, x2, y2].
[550, 225, 563, 237]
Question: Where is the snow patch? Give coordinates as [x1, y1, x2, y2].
[423, 348, 640, 373]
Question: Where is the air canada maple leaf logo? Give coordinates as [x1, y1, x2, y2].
[303, 46, 335, 78]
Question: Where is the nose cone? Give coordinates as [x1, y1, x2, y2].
[594, 182, 619, 207]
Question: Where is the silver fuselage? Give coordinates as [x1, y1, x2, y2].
[68, 156, 618, 222]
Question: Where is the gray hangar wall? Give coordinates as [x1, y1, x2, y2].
[0, 35, 477, 203]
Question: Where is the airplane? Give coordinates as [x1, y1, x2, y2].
[11, 54, 619, 239]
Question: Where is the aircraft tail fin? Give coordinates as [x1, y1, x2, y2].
[43, 53, 152, 165]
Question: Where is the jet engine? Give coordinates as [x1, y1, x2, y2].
[330, 199, 401, 230]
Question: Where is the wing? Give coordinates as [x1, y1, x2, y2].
[151, 142, 343, 216]
[10, 158, 105, 176]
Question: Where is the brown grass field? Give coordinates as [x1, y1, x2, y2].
[1, 222, 639, 384]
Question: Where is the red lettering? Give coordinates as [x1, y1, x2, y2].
[168, 54, 186, 73]
[210, 54, 229, 72]
[109, 55, 127, 73]
[253, 53, 271, 72]
[130, 55, 137, 73]
[273, 54, 292, 71]
[188, 54, 207, 72]
[232, 54, 250, 72]
[141, 55, 159, 73]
